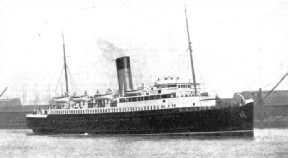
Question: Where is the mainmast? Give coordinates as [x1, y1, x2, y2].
[62, 32, 69, 95]
[185, 6, 197, 96]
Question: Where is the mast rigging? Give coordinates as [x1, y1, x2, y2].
[185, 5, 197, 96]
[62, 32, 69, 95]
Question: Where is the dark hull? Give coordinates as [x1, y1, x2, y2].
[27, 103, 254, 136]
[3, 102, 287, 129]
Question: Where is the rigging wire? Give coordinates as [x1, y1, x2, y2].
[193, 61, 203, 87]
[252, 72, 288, 101]
[263, 73, 288, 100]
[176, 49, 189, 78]
[160, 48, 193, 85]
[162, 50, 184, 78]
[67, 66, 79, 93]
[54, 64, 79, 95]
[54, 65, 64, 95]
[262, 74, 286, 89]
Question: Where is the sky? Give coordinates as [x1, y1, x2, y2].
[0, 0, 288, 104]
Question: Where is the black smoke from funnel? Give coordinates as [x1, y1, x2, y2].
[97, 39, 126, 61]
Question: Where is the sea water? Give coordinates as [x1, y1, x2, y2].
[0, 129, 287, 157]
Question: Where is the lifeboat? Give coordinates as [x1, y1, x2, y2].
[94, 89, 113, 100]
[125, 89, 143, 95]
[71, 95, 90, 102]
[94, 93, 113, 100]
[53, 96, 70, 103]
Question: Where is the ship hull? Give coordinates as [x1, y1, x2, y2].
[26, 102, 253, 136]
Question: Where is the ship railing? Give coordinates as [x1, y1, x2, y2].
[46, 103, 179, 115]
[37, 101, 250, 116]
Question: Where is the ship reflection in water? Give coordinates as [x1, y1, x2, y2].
[0, 129, 287, 157]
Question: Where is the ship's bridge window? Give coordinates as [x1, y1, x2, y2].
[128, 98, 132, 102]
[144, 96, 149, 100]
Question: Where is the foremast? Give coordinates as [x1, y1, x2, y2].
[185, 6, 197, 96]
[62, 32, 69, 96]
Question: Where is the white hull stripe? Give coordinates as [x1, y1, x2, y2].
[26, 114, 47, 118]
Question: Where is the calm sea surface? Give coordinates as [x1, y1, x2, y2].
[0, 129, 288, 158]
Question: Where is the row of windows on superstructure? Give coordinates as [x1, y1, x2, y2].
[178, 84, 191, 88]
[157, 84, 192, 88]
[120, 94, 176, 103]
[49, 104, 177, 115]
[121, 92, 199, 103]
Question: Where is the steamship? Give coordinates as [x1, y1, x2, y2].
[26, 8, 254, 136]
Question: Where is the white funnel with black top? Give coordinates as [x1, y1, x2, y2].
[116, 56, 134, 96]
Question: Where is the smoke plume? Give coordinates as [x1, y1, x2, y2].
[97, 39, 126, 61]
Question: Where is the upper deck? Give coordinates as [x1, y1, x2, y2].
[27, 76, 220, 116]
